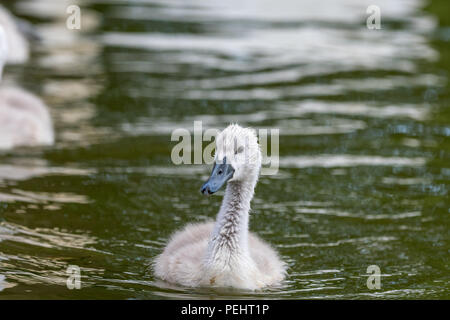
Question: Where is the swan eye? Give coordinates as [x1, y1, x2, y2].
[235, 146, 244, 154]
[218, 169, 223, 175]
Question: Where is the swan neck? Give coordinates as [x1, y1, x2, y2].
[206, 178, 257, 262]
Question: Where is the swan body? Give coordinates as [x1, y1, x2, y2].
[0, 86, 54, 149]
[0, 5, 29, 64]
[0, 26, 54, 149]
[154, 124, 286, 290]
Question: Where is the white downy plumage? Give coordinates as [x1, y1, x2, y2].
[0, 25, 54, 149]
[0, 5, 29, 64]
[154, 124, 286, 290]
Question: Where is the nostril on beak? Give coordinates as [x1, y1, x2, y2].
[201, 185, 209, 195]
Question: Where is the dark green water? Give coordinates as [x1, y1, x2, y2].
[0, 0, 449, 299]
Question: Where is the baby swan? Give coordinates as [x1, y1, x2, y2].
[154, 124, 286, 290]
[0, 26, 54, 149]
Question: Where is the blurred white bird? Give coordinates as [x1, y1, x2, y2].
[0, 25, 54, 150]
[0, 24, 7, 77]
[0, 5, 29, 64]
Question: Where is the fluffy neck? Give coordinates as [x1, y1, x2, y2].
[205, 176, 258, 266]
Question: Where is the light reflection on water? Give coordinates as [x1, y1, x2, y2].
[0, 0, 448, 299]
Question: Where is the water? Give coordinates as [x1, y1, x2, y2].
[0, 0, 449, 299]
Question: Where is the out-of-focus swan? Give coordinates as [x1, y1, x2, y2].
[0, 26, 54, 149]
[0, 86, 54, 149]
[154, 124, 286, 290]
[0, 5, 29, 64]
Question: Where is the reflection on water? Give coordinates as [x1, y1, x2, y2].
[0, 0, 448, 299]
[0, 161, 93, 182]
[279, 155, 427, 168]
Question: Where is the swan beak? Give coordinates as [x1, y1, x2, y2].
[201, 157, 235, 195]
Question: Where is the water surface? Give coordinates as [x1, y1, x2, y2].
[0, 0, 449, 299]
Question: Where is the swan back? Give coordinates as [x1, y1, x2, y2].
[0, 86, 54, 149]
[0, 25, 7, 78]
[0, 5, 29, 64]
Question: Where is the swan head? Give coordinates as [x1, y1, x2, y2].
[201, 124, 261, 195]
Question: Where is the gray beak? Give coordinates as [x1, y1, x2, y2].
[201, 157, 235, 195]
